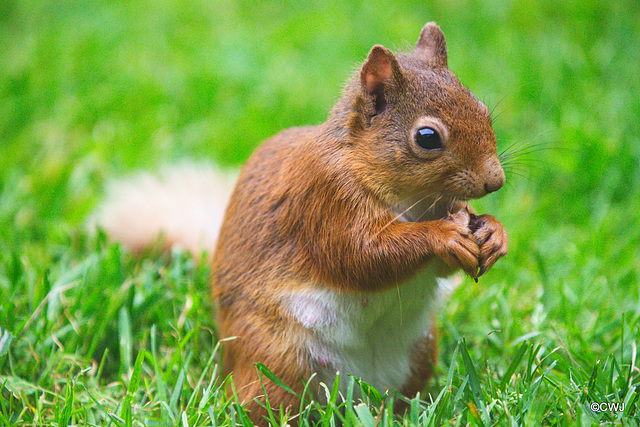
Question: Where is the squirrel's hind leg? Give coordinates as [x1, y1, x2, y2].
[395, 324, 439, 414]
[221, 330, 312, 426]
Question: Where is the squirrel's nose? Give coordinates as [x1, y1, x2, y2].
[484, 180, 502, 193]
[482, 157, 505, 194]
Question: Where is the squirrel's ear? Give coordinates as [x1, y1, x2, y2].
[361, 45, 401, 114]
[414, 22, 448, 67]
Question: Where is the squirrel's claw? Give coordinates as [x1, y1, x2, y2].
[474, 266, 487, 282]
[469, 214, 508, 277]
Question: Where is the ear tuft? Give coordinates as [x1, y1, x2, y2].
[360, 45, 400, 114]
[414, 22, 448, 67]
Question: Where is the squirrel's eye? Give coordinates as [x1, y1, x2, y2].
[415, 127, 442, 150]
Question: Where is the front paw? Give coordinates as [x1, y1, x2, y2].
[469, 214, 508, 278]
[432, 209, 480, 278]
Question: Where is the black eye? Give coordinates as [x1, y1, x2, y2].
[415, 127, 442, 150]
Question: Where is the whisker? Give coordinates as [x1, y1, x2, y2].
[499, 139, 556, 160]
[505, 171, 536, 183]
[498, 139, 523, 159]
[501, 162, 543, 172]
[501, 160, 546, 172]
[491, 109, 507, 126]
[502, 163, 536, 173]
[489, 95, 508, 118]
[501, 141, 558, 158]
[502, 168, 528, 176]
[505, 128, 550, 147]
[499, 144, 563, 169]
[369, 192, 436, 241]
[502, 163, 540, 172]
[447, 196, 461, 213]
[414, 195, 443, 223]
[373, 187, 434, 219]
[498, 129, 552, 154]
[501, 155, 552, 164]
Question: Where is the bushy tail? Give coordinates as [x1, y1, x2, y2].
[90, 163, 237, 256]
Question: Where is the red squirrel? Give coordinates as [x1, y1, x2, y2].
[95, 22, 508, 424]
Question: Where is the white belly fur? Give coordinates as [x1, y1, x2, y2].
[280, 263, 459, 398]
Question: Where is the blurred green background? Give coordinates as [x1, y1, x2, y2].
[1, 0, 639, 424]
[2, 0, 639, 232]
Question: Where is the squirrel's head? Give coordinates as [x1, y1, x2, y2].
[347, 22, 505, 208]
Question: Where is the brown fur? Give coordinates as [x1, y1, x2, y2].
[211, 22, 508, 424]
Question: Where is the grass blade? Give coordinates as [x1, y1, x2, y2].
[460, 339, 488, 426]
[120, 350, 146, 426]
[353, 403, 376, 427]
[118, 307, 133, 375]
[500, 342, 529, 390]
[254, 363, 298, 396]
[0, 328, 12, 358]
[57, 378, 74, 427]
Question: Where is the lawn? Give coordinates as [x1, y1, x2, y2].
[1, 0, 639, 425]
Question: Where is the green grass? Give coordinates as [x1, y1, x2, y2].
[1, 0, 640, 425]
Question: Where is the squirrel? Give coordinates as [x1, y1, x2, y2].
[94, 22, 508, 425]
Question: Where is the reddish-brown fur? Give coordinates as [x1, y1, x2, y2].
[211, 22, 508, 425]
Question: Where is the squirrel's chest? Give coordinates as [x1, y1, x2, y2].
[281, 264, 457, 394]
